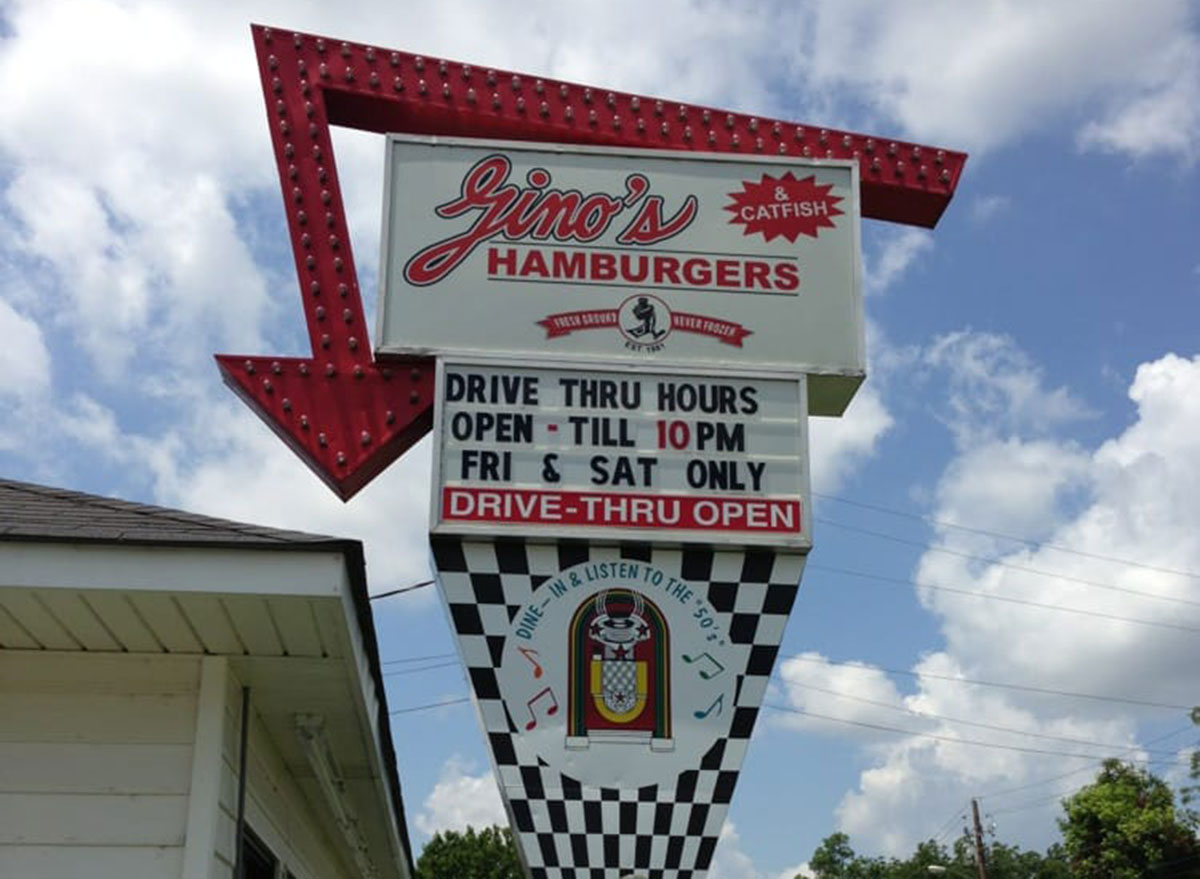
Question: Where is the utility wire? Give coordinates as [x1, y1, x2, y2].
[382, 660, 462, 678]
[976, 725, 1197, 800]
[381, 651, 458, 667]
[762, 702, 1194, 763]
[389, 696, 470, 715]
[374, 656, 1195, 762]
[809, 562, 1200, 634]
[779, 679, 1187, 757]
[814, 492, 1200, 580]
[370, 579, 436, 601]
[785, 654, 1195, 711]
[988, 753, 1191, 816]
[931, 803, 970, 844]
[815, 519, 1200, 610]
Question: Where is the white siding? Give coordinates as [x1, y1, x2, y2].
[0, 652, 200, 879]
[213, 671, 355, 879]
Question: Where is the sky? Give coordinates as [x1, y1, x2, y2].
[0, 0, 1198, 876]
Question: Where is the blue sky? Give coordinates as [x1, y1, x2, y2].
[1, 1, 1198, 876]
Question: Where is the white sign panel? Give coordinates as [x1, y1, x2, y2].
[433, 360, 811, 548]
[379, 135, 863, 415]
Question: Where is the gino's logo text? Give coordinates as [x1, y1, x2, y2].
[403, 154, 697, 286]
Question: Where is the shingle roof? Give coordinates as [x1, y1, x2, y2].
[0, 477, 344, 548]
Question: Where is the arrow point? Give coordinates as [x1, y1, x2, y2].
[215, 354, 435, 501]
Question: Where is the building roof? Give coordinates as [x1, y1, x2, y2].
[0, 477, 344, 548]
[0, 476, 415, 874]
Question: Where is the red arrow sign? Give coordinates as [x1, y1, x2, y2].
[217, 24, 966, 500]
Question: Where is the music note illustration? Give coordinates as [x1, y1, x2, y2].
[693, 694, 724, 720]
[523, 687, 559, 731]
[682, 651, 725, 680]
[517, 646, 544, 679]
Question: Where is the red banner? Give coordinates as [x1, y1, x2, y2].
[538, 310, 752, 346]
[669, 312, 753, 346]
[442, 486, 801, 533]
[538, 309, 619, 338]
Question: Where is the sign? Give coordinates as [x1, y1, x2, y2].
[433, 536, 807, 878]
[220, 26, 964, 501]
[378, 136, 863, 416]
[223, 25, 967, 879]
[432, 360, 811, 548]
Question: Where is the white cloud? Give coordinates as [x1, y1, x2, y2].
[775, 652, 909, 744]
[708, 822, 811, 879]
[414, 757, 506, 838]
[923, 331, 1092, 447]
[809, 384, 893, 495]
[709, 822, 762, 879]
[1077, 30, 1200, 164]
[149, 403, 436, 596]
[0, 298, 51, 401]
[795, 0, 1200, 161]
[969, 195, 1011, 224]
[809, 347, 1200, 855]
[0, 1, 273, 381]
[864, 228, 933, 297]
[808, 220, 937, 495]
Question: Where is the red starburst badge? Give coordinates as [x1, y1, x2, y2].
[725, 172, 844, 243]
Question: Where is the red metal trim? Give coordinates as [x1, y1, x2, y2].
[216, 24, 967, 500]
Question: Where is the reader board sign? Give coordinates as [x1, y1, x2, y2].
[432, 360, 811, 548]
[378, 135, 863, 416]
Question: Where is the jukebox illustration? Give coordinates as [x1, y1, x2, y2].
[566, 589, 673, 751]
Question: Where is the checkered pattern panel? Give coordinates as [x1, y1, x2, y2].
[432, 537, 804, 879]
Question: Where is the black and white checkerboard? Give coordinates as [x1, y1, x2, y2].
[432, 537, 805, 879]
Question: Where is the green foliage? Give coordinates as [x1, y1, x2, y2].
[977, 840, 1069, 878]
[804, 832, 1065, 879]
[806, 831, 888, 878]
[1182, 706, 1200, 810]
[801, 749, 1200, 879]
[415, 825, 524, 879]
[1058, 759, 1200, 878]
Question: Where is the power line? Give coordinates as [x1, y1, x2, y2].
[988, 753, 1190, 817]
[780, 679, 1186, 757]
[784, 654, 1195, 711]
[389, 696, 470, 715]
[976, 725, 1197, 800]
[381, 651, 458, 667]
[375, 655, 1196, 763]
[809, 562, 1200, 634]
[815, 518, 1200, 610]
[932, 802, 970, 844]
[814, 492, 1200, 581]
[370, 579, 436, 601]
[762, 702, 1194, 763]
[382, 660, 462, 678]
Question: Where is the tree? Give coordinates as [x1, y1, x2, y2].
[807, 832, 857, 878]
[805, 833, 889, 879]
[1182, 706, 1200, 812]
[805, 831, 1068, 879]
[1059, 759, 1200, 878]
[415, 825, 524, 879]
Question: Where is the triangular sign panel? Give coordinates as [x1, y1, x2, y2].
[434, 537, 805, 878]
